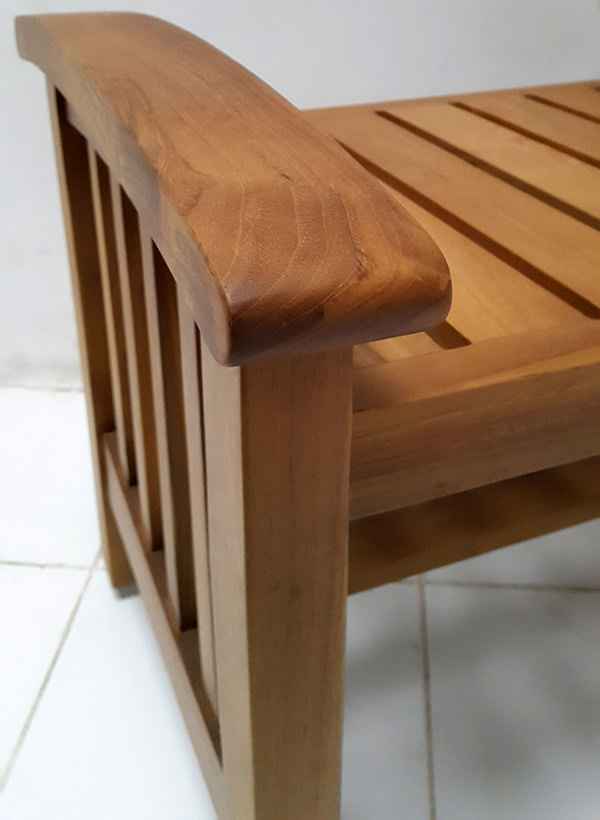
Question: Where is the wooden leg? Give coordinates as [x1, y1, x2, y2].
[202, 344, 353, 820]
[48, 85, 132, 587]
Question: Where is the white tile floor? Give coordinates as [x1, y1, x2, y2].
[0, 387, 598, 819]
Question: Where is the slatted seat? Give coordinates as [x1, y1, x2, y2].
[16, 12, 599, 820]
[305, 89, 600, 590]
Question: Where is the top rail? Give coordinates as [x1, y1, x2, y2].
[16, 12, 450, 365]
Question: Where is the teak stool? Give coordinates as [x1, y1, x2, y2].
[16, 13, 600, 820]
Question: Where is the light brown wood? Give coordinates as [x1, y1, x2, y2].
[381, 100, 600, 226]
[178, 300, 219, 717]
[48, 85, 131, 587]
[454, 92, 600, 166]
[140, 236, 196, 631]
[16, 12, 450, 365]
[111, 180, 162, 548]
[202, 345, 353, 820]
[380, 183, 581, 341]
[103, 433, 224, 810]
[24, 27, 600, 820]
[526, 82, 600, 122]
[349, 457, 600, 592]
[351, 323, 600, 518]
[354, 333, 443, 368]
[306, 105, 600, 313]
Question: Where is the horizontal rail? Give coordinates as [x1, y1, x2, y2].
[349, 457, 600, 593]
[350, 322, 600, 519]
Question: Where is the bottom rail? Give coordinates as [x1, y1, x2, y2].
[102, 432, 225, 815]
[349, 456, 600, 593]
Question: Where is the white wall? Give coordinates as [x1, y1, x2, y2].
[2, 0, 599, 387]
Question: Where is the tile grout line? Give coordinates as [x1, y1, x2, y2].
[418, 575, 437, 820]
[423, 577, 600, 593]
[0, 559, 93, 571]
[0, 550, 102, 794]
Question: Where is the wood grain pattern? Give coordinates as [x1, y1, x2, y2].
[202, 345, 353, 820]
[48, 85, 132, 587]
[306, 105, 600, 313]
[16, 12, 450, 365]
[382, 184, 581, 341]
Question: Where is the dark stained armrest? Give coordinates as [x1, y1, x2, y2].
[16, 12, 451, 365]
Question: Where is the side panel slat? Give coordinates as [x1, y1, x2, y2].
[178, 298, 219, 716]
[141, 234, 196, 631]
[48, 85, 131, 586]
[88, 148, 136, 482]
[111, 181, 162, 548]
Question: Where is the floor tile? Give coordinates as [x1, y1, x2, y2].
[342, 583, 429, 820]
[0, 571, 216, 820]
[427, 519, 600, 588]
[426, 584, 600, 820]
[0, 564, 87, 775]
[0, 388, 100, 566]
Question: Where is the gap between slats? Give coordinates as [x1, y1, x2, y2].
[376, 108, 600, 231]
[452, 99, 600, 169]
[178, 300, 219, 718]
[337, 140, 599, 319]
[110, 180, 162, 549]
[140, 235, 197, 632]
[525, 93, 600, 125]
[88, 149, 136, 483]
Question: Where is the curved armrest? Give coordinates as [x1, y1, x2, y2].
[16, 12, 451, 365]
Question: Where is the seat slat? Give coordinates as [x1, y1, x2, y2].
[527, 82, 600, 122]
[381, 101, 600, 225]
[383, 184, 581, 341]
[454, 92, 600, 166]
[307, 106, 600, 312]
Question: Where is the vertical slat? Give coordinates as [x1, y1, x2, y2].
[178, 299, 219, 716]
[47, 85, 131, 587]
[87, 148, 136, 482]
[111, 180, 162, 549]
[140, 234, 196, 631]
[202, 342, 353, 820]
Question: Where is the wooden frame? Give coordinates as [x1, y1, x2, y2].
[17, 13, 599, 820]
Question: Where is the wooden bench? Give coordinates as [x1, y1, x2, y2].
[16, 12, 600, 820]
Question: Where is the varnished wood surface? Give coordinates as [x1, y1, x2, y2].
[23, 21, 600, 817]
[16, 12, 450, 365]
[349, 457, 600, 593]
[48, 86, 132, 587]
[201, 347, 353, 820]
[307, 81, 600, 517]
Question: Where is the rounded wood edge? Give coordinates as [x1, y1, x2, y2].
[16, 12, 452, 365]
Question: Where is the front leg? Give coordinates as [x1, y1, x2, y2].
[202, 345, 353, 820]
